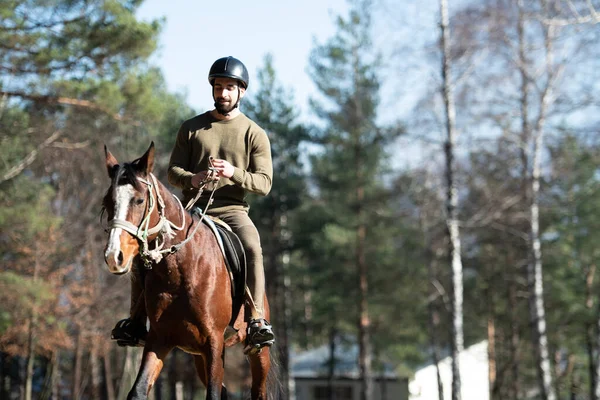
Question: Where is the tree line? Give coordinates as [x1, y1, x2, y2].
[1, 0, 599, 399]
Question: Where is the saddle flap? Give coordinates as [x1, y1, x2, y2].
[202, 216, 246, 324]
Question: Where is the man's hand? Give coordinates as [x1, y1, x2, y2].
[191, 170, 219, 188]
[211, 159, 235, 178]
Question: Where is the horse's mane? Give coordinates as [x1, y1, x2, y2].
[100, 161, 147, 221]
[115, 161, 146, 191]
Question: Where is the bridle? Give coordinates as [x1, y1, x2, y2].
[107, 172, 217, 269]
[107, 173, 185, 268]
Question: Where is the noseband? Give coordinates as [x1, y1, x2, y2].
[108, 173, 185, 267]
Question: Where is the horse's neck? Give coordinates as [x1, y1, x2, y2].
[156, 180, 191, 232]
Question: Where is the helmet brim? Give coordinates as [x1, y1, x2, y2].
[209, 74, 248, 89]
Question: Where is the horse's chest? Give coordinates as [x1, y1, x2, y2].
[147, 292, 174, 320]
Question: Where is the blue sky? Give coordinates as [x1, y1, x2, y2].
[136, 0, 351, 121]
[134, 0, 445, 169]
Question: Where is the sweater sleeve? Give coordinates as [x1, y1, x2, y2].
[167, 122, 194, 189]
[230, 128, 273, 196]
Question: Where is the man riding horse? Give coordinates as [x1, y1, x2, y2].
[111, 56, 275, 352]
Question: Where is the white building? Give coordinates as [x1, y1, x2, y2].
[409, 341, 489, 400]
[291, 340, 408, 400]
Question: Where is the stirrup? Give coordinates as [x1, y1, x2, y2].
[111, 318, 147, 348]
[244, 318, 275, 355]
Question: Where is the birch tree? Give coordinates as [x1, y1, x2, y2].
[516, 1, 563, 397]
[440, 0, 600, 396]
[439, 0, 464, 398]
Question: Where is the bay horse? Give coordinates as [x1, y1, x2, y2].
[102, 142, 275, 400]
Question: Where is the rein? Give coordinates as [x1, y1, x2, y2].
[108, 171, 217, 269]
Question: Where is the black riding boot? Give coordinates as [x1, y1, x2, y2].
[244, 318, 275, 355]
[111, 318, 148, 347]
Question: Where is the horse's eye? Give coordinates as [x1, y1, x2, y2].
[134, 198, 145, 205]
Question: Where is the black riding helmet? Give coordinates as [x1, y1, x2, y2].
[208, 56, 249, 89]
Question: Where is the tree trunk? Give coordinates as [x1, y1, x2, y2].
[90, 340, 101, 399]
[585, 265, 597, 400]
[518, 2, 556, 399]
[1, 352, 8, 400]
[23, 245, 40, 400]
[302, 275, 313, 348]
[104, 350, 116, 400]
[186, 374, 198, 400]
[51, 351, 60, 400]
[422, 210, 444, 400]
[328, 327, 337, 400]
[154, 374, 163, 400]
[527, 137, 555, 400]
[269, 209, 293, 400]
[428, 295, 444, 400]
[117, 346, 135, 400]
[487, 316, 496, 400]
[553, 351, 563, 399]
[168, 351, 178, 400]
[508, 273, 521, 400]
[23, 311, 36, 400]
[280, 219, 293, 400]
[596, 302, 600, 400]
[175, 381, 184, 400]
[357, 185, 372, 400]
[72, 329, 83, 400]
[37, 352, 56, 400]
[24, 247, 42, 400]
[440, 0, 464, 399]
[571, 366, 579, 400]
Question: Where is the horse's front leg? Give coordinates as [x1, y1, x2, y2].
[249, 346, 271, 400]
[127, 338, 172, 400]
[203, 337, 226, 400]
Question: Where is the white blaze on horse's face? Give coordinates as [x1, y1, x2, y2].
[104, 183, 136, 274]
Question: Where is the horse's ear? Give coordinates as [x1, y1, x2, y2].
[138, 142, 155, 175]
[105, 145, 119, 178]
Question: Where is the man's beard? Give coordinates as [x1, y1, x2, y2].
[215, 99, 236, 115]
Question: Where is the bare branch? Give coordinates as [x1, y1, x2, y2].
[430, 279, 451, 311]
[453, 49, 487, 89]
[0, 90, 140, 126]
[537, 0, 600, 26]
[568, 0, 585, 19]
[488, 221, 530, 241]
[463, 194, 523, 228]
[51, 141, 90, 150]
[1, 130, 62, 184]
[539, 15, 599, 25]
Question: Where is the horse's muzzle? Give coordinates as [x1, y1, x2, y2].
[104, 248, 133, 274]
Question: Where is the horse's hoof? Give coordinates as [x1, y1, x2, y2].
[224, 325, 238, 341]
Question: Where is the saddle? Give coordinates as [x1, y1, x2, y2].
[200, 213, 247, 326]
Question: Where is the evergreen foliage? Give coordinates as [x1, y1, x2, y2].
[0, 0, 599, 398]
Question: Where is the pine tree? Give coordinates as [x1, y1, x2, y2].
[0, 1, 192, 398]
[245, 53, 309, 400]
[307, 1, 402, 398]
[544, 134, 600, 399]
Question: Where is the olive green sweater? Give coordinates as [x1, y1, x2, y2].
[167, 112, 272, 212]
